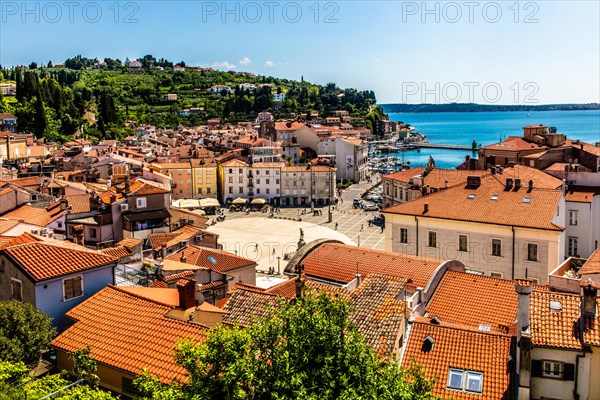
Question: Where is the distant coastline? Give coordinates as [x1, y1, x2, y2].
[380, 103, 600, 114]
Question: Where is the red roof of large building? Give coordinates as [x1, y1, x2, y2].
[166, 245, 256, 273]
[51, 286, 206, 383]
[384, 174, 563, 231]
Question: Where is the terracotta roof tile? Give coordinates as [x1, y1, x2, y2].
[222, 290, 280, 326]
[2, 242, 117, 281]
[384, 174, 563, 231]
[350, 274, 407, 358]
[401, 322, 515, 400]
[2, 202, 66, 227]
[117, 237, 144, 251]
[530, 291, 581, 349]
[0, 219, 21, 234]
[51, 286, 205, 383]
[579, 248, 600, 275]
[301, 243, 441, 290]
[100, 245, 131, 259]
[481, 136, 546, 152]
[425, 271, 518, 334]
[166, 245, 256, 274]
[65, 194, 92, 213]
[0, 232, 42, 250]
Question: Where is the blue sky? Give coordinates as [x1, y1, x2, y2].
[1, 1, 599, 104]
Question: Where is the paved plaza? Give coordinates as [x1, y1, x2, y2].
[205, 178, 386, 275]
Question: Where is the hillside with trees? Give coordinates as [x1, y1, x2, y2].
[0, 54, 378, 142]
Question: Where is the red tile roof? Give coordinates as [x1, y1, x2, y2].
[166, 245, 256, 274]
[65, 194, 92, 213]
[0, 218, 21, 234]
[301, 243, 441, 290]
[100, 245, 131, 259]
[221, 289, 280, 326]
[2, 202, 66, 227]
[51, 286, 205, 383]
[425, 271, 518, 334]
[530, 290, 581, 349]
[579, 248, 600, 275]
[384, 174, 563, 231]
[117, 237, 143, 251]
[481, 136, 546, 152]
[401, 322, 515, 400]
[2, 242, 117, 281]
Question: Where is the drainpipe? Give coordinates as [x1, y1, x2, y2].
[512, 226, 516, 280]
[574, 353, 584, 400]
[415, 216, 419, 257]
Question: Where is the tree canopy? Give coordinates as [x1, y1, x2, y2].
[135, 292, 438, 400]
[0, 301, 56, 365]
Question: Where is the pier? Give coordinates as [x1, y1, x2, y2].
[412, 143, 476, 150]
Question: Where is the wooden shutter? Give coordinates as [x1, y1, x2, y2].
[563, 363, 575, 381]
[64, 276, 82, 299]
[11, 279, 22, 302]
[531, 360, 542, 377]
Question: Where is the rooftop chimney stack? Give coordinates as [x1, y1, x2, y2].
[514, 178, 522, 190]
[505, 178, 514, 190]
[424, 203, 429, 213]
[294, 264, 305, 299]
[177, 278, 196, 309]
[528, 180, 534, 192]
[582, 280, 598, 317]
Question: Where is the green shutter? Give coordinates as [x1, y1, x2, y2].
[531, 360, 542, 377]
[563, 363, 575, 381]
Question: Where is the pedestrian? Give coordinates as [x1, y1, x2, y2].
[335, 222, 338, 230]
[273, 248, 276, 255]
[255, 244, 259, 251]
[381, 225, 384, 233]
[360, 224, 364, 232]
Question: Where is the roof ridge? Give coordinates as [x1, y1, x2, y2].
[411, 320, 514, 338]
[108, 285, 177, 308]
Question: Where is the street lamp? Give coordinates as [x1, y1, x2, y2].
[277, 256, 281, 275]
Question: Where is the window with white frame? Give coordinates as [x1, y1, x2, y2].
[11, 278, 22, 302]
[527, 243, 538, 261]
[569, 210, 578, 226]
[568, 237, 578, 257]
[63, 275, 83, 300]
[136, 197, 147, 209]
[459, 235, 468, 252]
[447, 369, 483, 393]
[400, 228, 408, 244]
[492, 239, 502, 257]
[428, 231, 437, 248]
[542, 361, 563, 378]
[490, 272, 504, 279]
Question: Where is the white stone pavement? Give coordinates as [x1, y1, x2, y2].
[205, 217, 355, 274]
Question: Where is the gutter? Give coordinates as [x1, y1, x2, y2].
[512, 226, 516, 280]
[415, 216, 419, 257]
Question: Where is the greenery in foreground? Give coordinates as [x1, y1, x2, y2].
[0, 301, 56, 365]
[135, 292, 439, 400]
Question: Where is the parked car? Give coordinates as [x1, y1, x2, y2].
[363, 203, 379, 211]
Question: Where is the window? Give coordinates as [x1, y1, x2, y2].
[276, 179, 280, 184]
[11, 278, 22, 301]
[400, 228, 408, 244]
[447, 369, 464, 390]
[238, 168, 242, 173]
[228, 187, 233, 194]
[542, 361, 563, 378]
[238, 187, 243, 194]
[266, 179, 270, 185]
[257, 189, 261, 194]
[527, 243, 538, 261]
[207, 188, 211, 194]
[57, 222, 63, 229]
[136, 197, 147, 209]
[266, 170, 270, 175]
[447, 369, 483, 393]
[492, 239, 502, 257]
[90, 228, 97, 239]
[266, 188, 270, 194]
[459, 235, 468, 252]
[255, 170, 259, 175]
[568, 237, 578, 257]
[569, 210, 578, 226]
[490, 272, 504, 278]
[228, 168, 232, 173]
[63, 276, 83, 300]
[428, 231, 437, 248]
[228, 176, 233, 183]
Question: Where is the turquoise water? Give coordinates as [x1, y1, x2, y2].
[383, 110, 600, 169]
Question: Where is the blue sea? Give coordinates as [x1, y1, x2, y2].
[384, 110, 600, 169]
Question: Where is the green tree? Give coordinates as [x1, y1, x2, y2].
[135, 293, 439, 400]
[70, 346, 99, 386]
[0, 301, 56, 365]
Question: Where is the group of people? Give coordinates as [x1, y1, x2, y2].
[266, 266, 277, 274]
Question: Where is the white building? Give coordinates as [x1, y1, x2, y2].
[317, 136, 368, 183]
[221, 159, 250, 202]
[250, 162, 285, 205]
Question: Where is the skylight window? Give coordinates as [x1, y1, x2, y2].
[491, 195, 499, 201]
[478, 323, 491, 332]
[467, 194, 476, 199]
[550, 301, 562, 311]
[523, 197, 532, 203]
[207, 255, 218, 264]
[447, 369, 484, 393]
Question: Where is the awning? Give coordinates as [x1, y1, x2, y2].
[250, 198, 266, 205]
[199, 198, 221, 208]
[178, 199, 201, 209]
[232, 197, 247, 205]
[122, 209, 171, 222]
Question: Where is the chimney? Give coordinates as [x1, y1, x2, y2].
[160, 243, 167, 259]
[59, 196, 69, 211]
[562, 179, 567, 197]
[505, 177, 514, 190]
[180, 252, 187, 264]
[294, 264, 305, 298]
[177, 278, 196, 309]
[582, 280, 598, 317]
[515, 279, 532, 338]
[444, 180, 448, 189]
[491, 167, 497, 175]
[423, 203, 429, 213]
[528, 180, 534, 192]
[514, 178, 522, 190]
[355, 273, 362, 286]
[466, 176, 481, 188]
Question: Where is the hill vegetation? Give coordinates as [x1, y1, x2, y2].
[0, 54, 378, 142]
